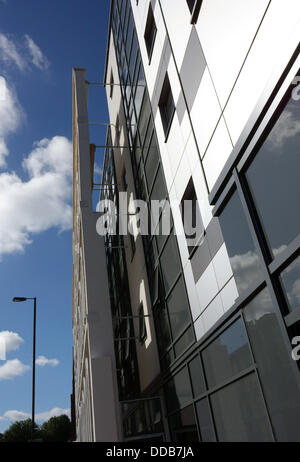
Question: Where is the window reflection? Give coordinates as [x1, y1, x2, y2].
[245, 76, 300, 258]
[167, 277, 191, 340]
[211, 373, 273, 441]
[165, 367, 193, 412]
[280, 255, 300, 313]
[218, 190, 263, 296]
[202, 318, 252, 388]
[244, 287, 300, 441]
[168, 405, 199, 442]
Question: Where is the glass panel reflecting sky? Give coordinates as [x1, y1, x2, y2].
[202, 318, 252, 389]
[219, 190, 263, 296]
[280, 255, 300, 312]
[244, 287, 300, 441]
[211, 373, 273, 441]
[246, 77, 300, 258]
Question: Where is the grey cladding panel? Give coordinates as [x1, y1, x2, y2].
[190, 217, 224, 282]
[151, 36, 171, 119]
[180, 26, 206, 112]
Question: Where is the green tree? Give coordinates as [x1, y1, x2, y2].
[40, 415, 72, 442]
[2, 419, 41, 442]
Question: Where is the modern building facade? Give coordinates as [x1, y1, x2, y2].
[72, 0, 300, 442]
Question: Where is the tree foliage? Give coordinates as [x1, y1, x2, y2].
[2, 415, 72, 442]
[2, 419, 40, 442]
[40, 415, 72, 442]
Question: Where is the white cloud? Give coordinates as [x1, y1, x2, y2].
[36, 355, 59, 367]
[0, 33, 26, 70]
[230, 250, 261, 294]
[0, 331, 24, 355]
[24, 35, 50, 71]
[0, 33, 50, 72]
[0, 359, 30, 380]
[3, 410, 30, 421]
[0, 76, 23, 167]
[35, 408, 70, 422]
[93, 162, 102, 176]
[268, 109, 300, 148]
[1, 407, 70, 423]
[0, 135, 73, 259]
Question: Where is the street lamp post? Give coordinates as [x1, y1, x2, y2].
[12, 296, 37, 441]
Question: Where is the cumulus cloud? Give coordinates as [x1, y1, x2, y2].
[0, 76, 23, 167]
[0, 135, 73, 259]
[35, 408, 70, 422]
[24, 35, 50, 71]
[1, 407, 70, 423]
[230, 250, 261, 294]
[0, 331, 24, 356]
[268, 109, 300, 148]
[0, 359, 30, 380]
[36, 355, 59, 367]
[3, 410, 29, 421]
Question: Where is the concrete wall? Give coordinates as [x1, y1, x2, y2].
[72, 68, 121, 442]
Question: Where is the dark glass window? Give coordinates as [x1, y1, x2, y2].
[181, 177, 204, 254]
[167, 276, 191, 340]
[188, 355, 206, 398]
[144, 3, 157, 60]
[109, 70, 114, 98]
[154, 301, 172, 351]
[138, 303, 147, 343]
[174, 326, 194, 357]
[218, 189, 263, 296]
[196, 398, 216, 442]
[244, 288, 300, 441]
[245, 80, 300, 258]
[168, 405, 199, 442]
[202, 318, 252, 389]
[126, 12, 134, 57]
[129, 31, 138, 79]
[186, 0, 196, 13]
[129, 231, 136, 259]
[143, 121, 153, 155]
[211, 373, 273, 441]
[160, 235, 181, 294]
[280, 255, 300, 313]
[149, 166, 167, 203]
[186, 0, 202, 24]
[138, 93, 151, 145]
[133, 64, 145, 121]
[159, 73, 175, 137]
[133, 134, 142, 166]
[145, 132, 160, 192]
[165, 367, 193, 412]
[115, 115, 120, 145]
[120, 0, 127, 23]
[122, 168, 127, 191]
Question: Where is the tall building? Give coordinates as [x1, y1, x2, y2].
[72, 0, 300, 442]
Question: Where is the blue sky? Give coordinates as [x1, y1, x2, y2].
[0, 0, 110, 432]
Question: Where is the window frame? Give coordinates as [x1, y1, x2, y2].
[158, 73, 176, 140]
[144, 3, 157, 63]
